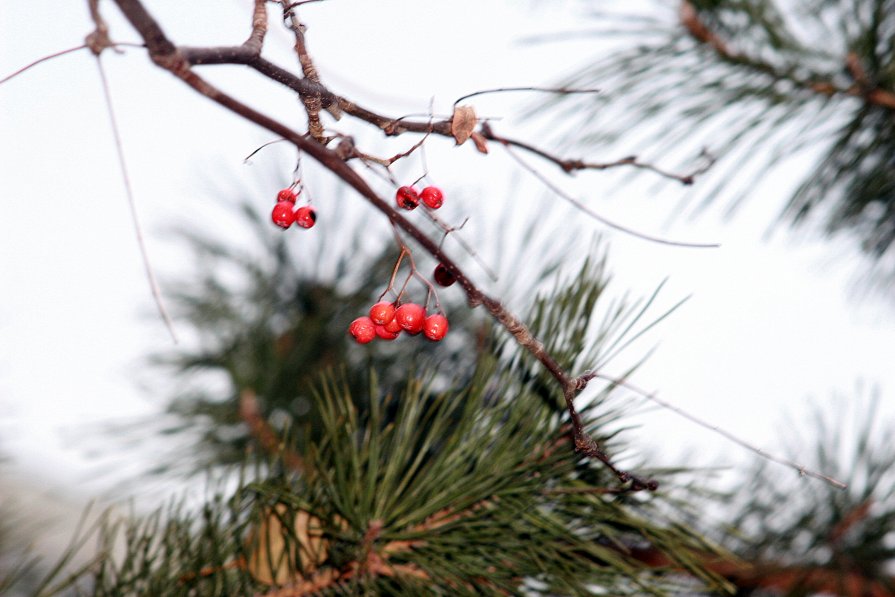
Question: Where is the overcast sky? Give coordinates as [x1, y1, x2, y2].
[2, 0, 894, 516]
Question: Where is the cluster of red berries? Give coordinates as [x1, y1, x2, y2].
[349, 302, 448, 344]
[271, 188, 316, 230]
[395, 185, 444, 211]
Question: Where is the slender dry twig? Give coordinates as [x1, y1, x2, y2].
[589, 371, 848, 489]
[498, 136, 720, 249]
[453, 85, 601, 106]
[0, 44, 89, 85]
[93, 56, 178, 343]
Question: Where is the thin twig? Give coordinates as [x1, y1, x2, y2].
[0, 44, 89, 85]
[454, 85, 601, 106]
[94, 57, 178, 343]
[591, 371, 848, 489]
[499, 141, 720, 249]
[481, 122, 715, 185]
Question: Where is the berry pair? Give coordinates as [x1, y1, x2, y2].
[395, 186, 444, 211]
[349, 301, 449, 344]
[271, 187, 317, 230]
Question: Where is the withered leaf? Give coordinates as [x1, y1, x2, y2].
[451, 105, 477, 145]
[471, 131, 489, 154]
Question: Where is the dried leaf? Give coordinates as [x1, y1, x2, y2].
[451, 105, 477, 145]
[470, 131, 489, 154]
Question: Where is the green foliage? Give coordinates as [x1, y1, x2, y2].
[39, 241, 732, 595]
[151, 194, 483, 470]
[55, 368, 726, 595]
[549, 0, 895, 274]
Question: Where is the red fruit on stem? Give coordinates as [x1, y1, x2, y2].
[369, 302, 396, 325]
[394, 303, 426, 334]
[277, 188, 298, 203]
[375, 324, 400, 340]
[271, 201, 296, 229]
[382, 317, 403, 334]
[295, 206, 317, 229]
[420, 186, 444, 209]
[433, 263, 456, 287]
[424, 314, 449, 341]
[349, 316, 376, 344]
[395, 186, 420, 210]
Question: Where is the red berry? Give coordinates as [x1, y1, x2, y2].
[433, 263, 456, 287]
[420, 186, 444, 209]
[295, 206, 317, 229]
[394, 303, 426, 334]
[277, 188, 298, 203]
[375, 324, 400, 340]
[396, 186, 420, 210]
[349, 316, 376, 344]
[423, 314, 449, 341]
[271, 201, 296, 229]
[369, 302, 396, 325]
[382, 317, 403, 334]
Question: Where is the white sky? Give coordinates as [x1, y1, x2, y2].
[2, 0, 894, 517]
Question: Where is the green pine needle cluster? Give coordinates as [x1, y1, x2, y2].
[27, 223, 732, 595]
[549, 0, 895, 274]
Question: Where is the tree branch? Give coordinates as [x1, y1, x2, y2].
[108, 0, 655, 489]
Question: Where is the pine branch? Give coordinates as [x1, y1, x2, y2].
[680, 0, 895, 111]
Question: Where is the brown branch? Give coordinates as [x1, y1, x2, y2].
[480, 122, 714, 185]
[493, 132, 720, 249]
[176, 30, 701, 185]
[679, 0, 895, 111]
[279, 0, 327, 140]
[0, 44, 89, 85]
[92, 46, 178, 343]
[239, 389, 306, 473]
[629, 544, 895, 597]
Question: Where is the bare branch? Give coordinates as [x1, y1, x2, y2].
[453, 85, 601, 106]
[93, 55, 178, 343]
[480, 122, 714, 185]
[279, 0, 328, 140]
[0, 44, 89, 85]
[497, 137, 720, 249]
[591, 371, 848, 489]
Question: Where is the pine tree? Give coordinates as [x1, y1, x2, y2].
[25, 212, 731, 595]
[549, 0, 895, 281]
